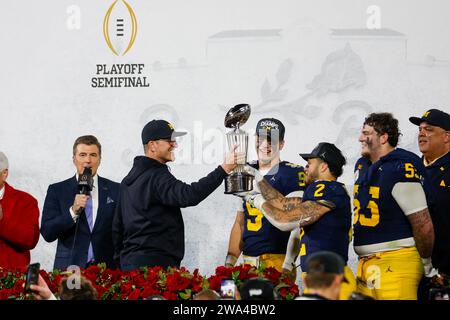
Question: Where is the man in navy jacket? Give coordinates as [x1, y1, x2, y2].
[113, 120, 241, 270]
[41, 135, 119, 271]
[410, 109, 450, 274]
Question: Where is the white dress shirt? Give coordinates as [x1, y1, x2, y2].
[69, 174, 99, 229]
[0, 185, 4, 200]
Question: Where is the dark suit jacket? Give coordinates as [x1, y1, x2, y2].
[41, 176, 119, 271]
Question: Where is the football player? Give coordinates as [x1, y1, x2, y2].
[225, 118, 306, 275]
[352, 112, 437, 299]
[241, 142, 356, 300]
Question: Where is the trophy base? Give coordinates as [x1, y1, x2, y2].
[224, 172, 254, 194]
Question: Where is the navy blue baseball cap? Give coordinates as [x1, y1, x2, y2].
[299, 142, 346, 168]
[255, 118, 285, 141]
[141, 120, 187, 144]
[409, 109, 450, 131]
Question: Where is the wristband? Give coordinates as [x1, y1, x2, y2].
[421, 257, 432, 266]
[225, 254, 238, 266]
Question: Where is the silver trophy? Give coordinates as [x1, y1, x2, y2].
[224, 103, 254, 194]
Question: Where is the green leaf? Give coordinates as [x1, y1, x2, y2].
[231, 271, 240, 282]
[285, 293, 295, 300]
[257, 262, 266, 276]
[98, 263, 107, 272]
[179, 289, 192, 300]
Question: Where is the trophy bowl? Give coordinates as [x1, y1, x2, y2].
[224, 103, 251, 128]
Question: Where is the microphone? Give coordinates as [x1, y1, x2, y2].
[71, 167, 94, 266]
[77, 167, 94, 195]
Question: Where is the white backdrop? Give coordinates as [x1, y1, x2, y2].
[1, 0, 449, 277]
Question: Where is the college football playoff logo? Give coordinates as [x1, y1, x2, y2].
[103, 0, 137, 56]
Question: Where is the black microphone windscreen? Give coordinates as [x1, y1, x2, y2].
[78, 167, 94, 194]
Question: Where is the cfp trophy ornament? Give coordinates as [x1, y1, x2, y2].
[224, 104, 254, 194]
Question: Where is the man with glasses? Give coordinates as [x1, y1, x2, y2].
[113, 119, 242, 270]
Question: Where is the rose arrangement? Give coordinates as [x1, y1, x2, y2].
[0, 264, 299, 300]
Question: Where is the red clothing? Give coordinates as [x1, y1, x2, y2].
[0, 182, 40, 269]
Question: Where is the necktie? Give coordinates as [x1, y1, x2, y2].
[85, 197, 94, 264]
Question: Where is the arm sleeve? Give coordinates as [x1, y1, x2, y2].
[0, 193, 40, 250]
[282, 228, 300, 271]
[391, 182, 428, 216]
[40, 185, 76, 243]
[154, 166, 228, 207]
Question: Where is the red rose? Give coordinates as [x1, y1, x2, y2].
[120, 282, 133, 296]
[237, 265, 258, 281]
[162, 291, 177, 300]
[165, 272, 191, 292]
[127, 288, 142, 300]
[142, 286, 161, 298]
[207, 275, 224, 291]
[95, 285, 107, 299]
[214, 266, 233, 278]
[262, 267, 281, 284]
[279, 287, 288, 298]
[0, 289, 12, 300]
[12, 280, 25, 293]
[109, 269, 123, 283]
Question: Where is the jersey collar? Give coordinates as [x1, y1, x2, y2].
[423, 150, 450, 167]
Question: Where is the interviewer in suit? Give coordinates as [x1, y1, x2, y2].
[41, 135, 119, 271]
